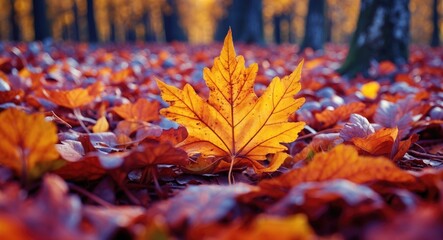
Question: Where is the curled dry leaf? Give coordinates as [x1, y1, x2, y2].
[374, 97, 418, 139]
[157, 29, 305, 175]
[0, 108, 59, 178]
[339, 113, 375, 141]
[351, 128, 399, 155]
[112, 98, 160, 122]
[44, 81, 104, 109]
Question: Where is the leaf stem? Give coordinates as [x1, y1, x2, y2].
[20, 148, 28, 189]
[228, 155, 235, 185]
[68, 183, 113, 208]
[73, 108, 91, 134]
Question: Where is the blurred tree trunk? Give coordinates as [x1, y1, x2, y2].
[325, 4, 332, 43]
[9, 0, 20, 41]
[72, 0, 80, 41]
[431, 0, 440, 47]
[215, 0, 264, 44]
[143, 11, 156, 42]
[108, 3, 116, 42]
[126, 3, 137, 42]
[273, 15, 282, 44]
[87, 0, 98, 42]
[32, 0, 49, 41]
[162, 0, 187, 42]
[337, 0, 410, 78]
[300, 0, 326, 52]
[273, 13, 295, 44]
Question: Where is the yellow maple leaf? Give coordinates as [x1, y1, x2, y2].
[0, 109, 59, 178]
[157, 30, 305, 179]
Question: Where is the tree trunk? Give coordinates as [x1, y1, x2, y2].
[162, 0, 187, 42]
[273, 15, 282, 44]
[300, 0, 326, 52]
[215, 0, 264, 44]
[143, 12, 156, 42]
[9, 0, 20, 41]
[32, 0, 49, 41]
[72, 0, 80, 41]
[337, 0, 410, 78]
[87, 0, 98, 42]
[431, 0, 440, 47]
[107, 3, 116, 42]
[126, 2, 137, 42]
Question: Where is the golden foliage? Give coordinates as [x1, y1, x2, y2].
[158, 30, 305, 174]
[0, 109, 59, 176]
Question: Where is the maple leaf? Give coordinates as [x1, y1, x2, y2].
[0, 108, 59, 179]
[157, 30, 305, 179]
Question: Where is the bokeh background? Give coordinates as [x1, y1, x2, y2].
[0, 0, 441, 45]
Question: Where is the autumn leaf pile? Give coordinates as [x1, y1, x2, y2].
[0, 32, 442, 239]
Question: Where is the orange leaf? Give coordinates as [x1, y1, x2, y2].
[0, 108, 59, 177]
[0, 214, 31, 240]
[315, 102, 365, 128]
[157, 29, 305, 173]
[113, 98, 160, 122]
[261, 145, 414, 192]
[191, 214, 314, 240]
[351, 128, 398, 155]
[45, 81, 104, 109]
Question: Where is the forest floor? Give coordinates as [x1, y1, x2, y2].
[0, 41, 442, 239]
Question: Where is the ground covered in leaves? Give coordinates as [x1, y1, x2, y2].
[0, 38, 442, 240]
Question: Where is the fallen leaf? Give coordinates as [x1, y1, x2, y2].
[351, 128, 399, 155]
[146, 183, 253, 231]
[260, 145, 414, 197]
[360, 81, 380, 99]
[157, 29, 305, 174]
[339, 114, 375, 141]
[0, 108, 59, 178]
[0, 89, 24, 104]
[45, 81, 104, 109]
[374, 97, 418, 139]
[315, 102, 365, 128]
[113, 98, 160, 122]
[122, 140, 189, 170]
[92, 116, 109, 133]
[293, 133, 343, 162]
[189, 214, 314, 240]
